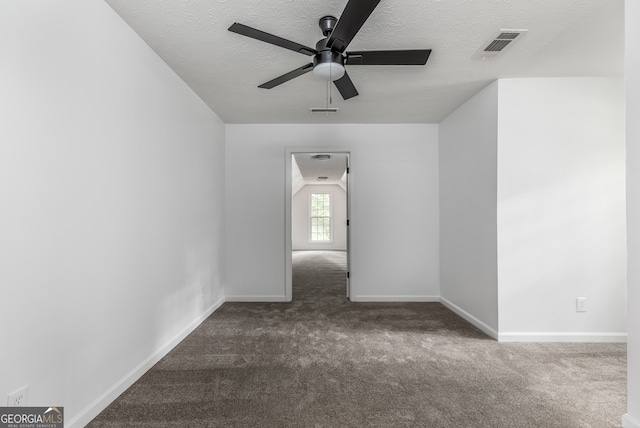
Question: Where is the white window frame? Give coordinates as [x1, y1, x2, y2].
[309, 191, 333, 243]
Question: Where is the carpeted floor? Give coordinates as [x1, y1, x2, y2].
[88, 250, 626, 427]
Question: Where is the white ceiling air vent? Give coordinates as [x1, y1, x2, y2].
[473, 29, 528, 60]
[310, 108, 339, 114]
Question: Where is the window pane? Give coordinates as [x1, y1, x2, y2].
[310, 193, 331, 242]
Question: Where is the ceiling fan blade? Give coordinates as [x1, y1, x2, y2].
[258, 63, 314, 89]
[346, 49, 432, 65]
[326, 0, 381, 53]
[333, 71, 359, 100]
[229, 23, 318, 56]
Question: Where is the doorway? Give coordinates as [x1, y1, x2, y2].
[285, 149, 351, 301]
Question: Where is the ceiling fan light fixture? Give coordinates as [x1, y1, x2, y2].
[313, 62, 345, 81]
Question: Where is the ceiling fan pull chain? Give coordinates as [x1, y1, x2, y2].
[326, 81, 331, 115]
[329, 63, 333, 105]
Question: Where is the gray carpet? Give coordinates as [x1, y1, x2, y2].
[89, 250, 626, 427]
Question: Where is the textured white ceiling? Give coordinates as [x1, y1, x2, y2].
[294, 153, 348, 183]
[292, 153, 347, 196]
[103, 0, 624, 124]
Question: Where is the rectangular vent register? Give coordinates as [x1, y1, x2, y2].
[473, 29, 528, 59]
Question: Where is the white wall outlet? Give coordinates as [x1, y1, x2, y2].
[576, 297, 587, 312]
[7, 385, 28, 407]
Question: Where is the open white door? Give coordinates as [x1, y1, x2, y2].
[285, 148, 353, 301]
[345, 154, 351, 299]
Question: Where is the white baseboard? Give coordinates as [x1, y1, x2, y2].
[225, 295, 288, 302]
[623, 413, 640, 428]
[439, 297, 499, 340]
[498, 332, 627, 343]
[349, 295, 440, 302]
[67, 296, 226, 428]
[292, 249, 347, 252]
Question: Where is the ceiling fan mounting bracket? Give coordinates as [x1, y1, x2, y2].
[319, 16, 338, 37]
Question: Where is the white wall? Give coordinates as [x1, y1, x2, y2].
[226, 124, 439, 301]
[624, 1, 640, 426]
[497, 78, 627, 341]
[0, 1, 225, 426]
[439, 77, 626, 342]
[439, 82, 500, 337]
[292, 185, 347, 251]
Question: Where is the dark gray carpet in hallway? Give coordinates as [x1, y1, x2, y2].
[89, 250, 626, 427]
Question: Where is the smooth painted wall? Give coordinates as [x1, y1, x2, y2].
[439, 77, 626, 341]
[225, 124, 439, 301]
[292, 185, 347, 251]
[439, 81, 500, 335]
[497, 78, 627, 339]
[625, 0, 640, 425]
[0, 1, 225, 425]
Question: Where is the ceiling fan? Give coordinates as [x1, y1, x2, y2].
[228, 0, 432, 100]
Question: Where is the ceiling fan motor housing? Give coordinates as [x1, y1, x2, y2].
[312, 20, 345, 81]
[313, 18, 345, 81]
[313, 49, 344, 68]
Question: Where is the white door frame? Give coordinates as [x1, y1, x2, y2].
[285, 147, 354, 302]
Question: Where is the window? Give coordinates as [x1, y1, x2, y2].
[310, 193, 331, 242]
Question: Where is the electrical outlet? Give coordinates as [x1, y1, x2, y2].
[7, 385, 28, 407]
[576, 297, 587, 312]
